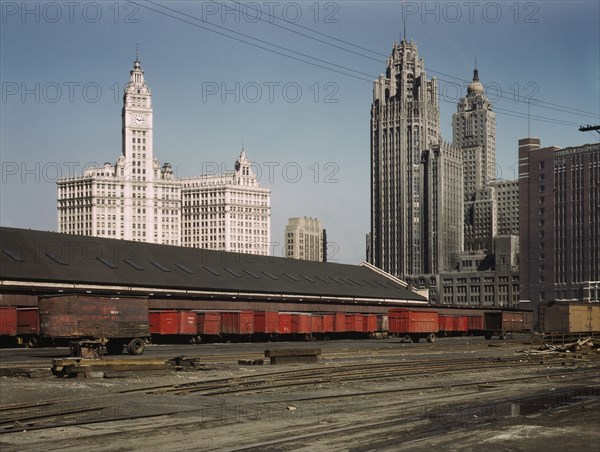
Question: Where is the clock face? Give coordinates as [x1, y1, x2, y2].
[132, 114, 146, 126]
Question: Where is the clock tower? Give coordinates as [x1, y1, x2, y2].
[121, 57, 153, 177]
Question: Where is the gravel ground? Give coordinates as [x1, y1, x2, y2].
[1, 337, 599, 451]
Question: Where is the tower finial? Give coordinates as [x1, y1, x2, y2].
[473, 55, 479, 83]
[135, 43, 139, 62]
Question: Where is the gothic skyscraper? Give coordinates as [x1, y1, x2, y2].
[370, 40, 463, 277]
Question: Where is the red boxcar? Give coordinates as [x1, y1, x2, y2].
[291, 314, 312, 334]
[221, 311, 254, 335]
[0, 306, 17, 336]
[467, 315, 484, 331]
[322, 314, 335, 333]
[197, 312, 221, 335]
[254, 311, 279, 334]
[17, 307, 39, 336]
[149, 311, 179, 335]
[177, 311, 197, 335]
[388, 309, 439, 342]
[439, 315, 468, 333]
[346, 314, 364, 332]
[311, 315, 323, 334]
[279, 313, 292, 334]
[334, 312, 346, 332]
[363, 314, 378, 333]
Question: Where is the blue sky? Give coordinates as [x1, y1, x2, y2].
[1, 0, 599, 264]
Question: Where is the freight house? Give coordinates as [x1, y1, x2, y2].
[0, 227, 427, 312]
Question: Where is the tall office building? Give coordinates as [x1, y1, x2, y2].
[519, 138, 600, 309]
[284, 217, 324, 262]
[453, 68, 497, 252]
[58, 57, 270, 255]
[453, 67, 496, 196]
[180, 150, 271, 255]
[57, 58, 181, 244]
[370, 39, 465, 277]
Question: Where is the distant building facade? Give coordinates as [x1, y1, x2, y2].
[284, 217, 324, 262]
[519, 139, 600, 309]
[58, 58, 270, 255]
[406, 235, 520, 307]
[180, 150, 270, 255]
[464, 179, 520, 253]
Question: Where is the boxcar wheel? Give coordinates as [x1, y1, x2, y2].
[106, 340, 124, 355]
[426, 333, 436, 343]
[26, 337, 38, 348]
[127, 338, 145, 355]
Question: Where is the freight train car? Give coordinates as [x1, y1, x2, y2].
[220, 311, 254, 338]
[195, 312, 221, 342]
[388, 309, 439, 342]
[482, 311, 532, 339]
[17, 307, 39, 347]
[149, 310, 198, 344]
[0, 307, 40, 347]
[38, 295, 150, 355]
[254, 311, 280, 338]
[539, 302, 600, 336]
[438, 315, 468, 336]
[0, 306, 17, 344]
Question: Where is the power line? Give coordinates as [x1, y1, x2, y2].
[221, 0, 385, 63]
[206, 1, 598, 119]
[133, 0, 597, 127]
[133, 1, 375, 83]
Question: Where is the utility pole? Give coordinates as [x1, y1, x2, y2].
[579, 124, 600, 137]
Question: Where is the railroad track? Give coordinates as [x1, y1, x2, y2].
[190, 340, 529, 363]
[220, 384, 600, 452]
[1, 366, 597, 436]
[121, 355, 585, 396]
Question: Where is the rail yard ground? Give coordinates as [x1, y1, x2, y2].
[1, 336, 599, 451]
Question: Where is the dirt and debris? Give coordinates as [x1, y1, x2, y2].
[0, 337, 599, 451]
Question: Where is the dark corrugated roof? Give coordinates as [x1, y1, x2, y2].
[0, 227, 426, 302]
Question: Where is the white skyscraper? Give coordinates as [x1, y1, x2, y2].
[58, 57, 270, 255]
[180, 150, 271, 255]
[58, 58, 181, 244]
